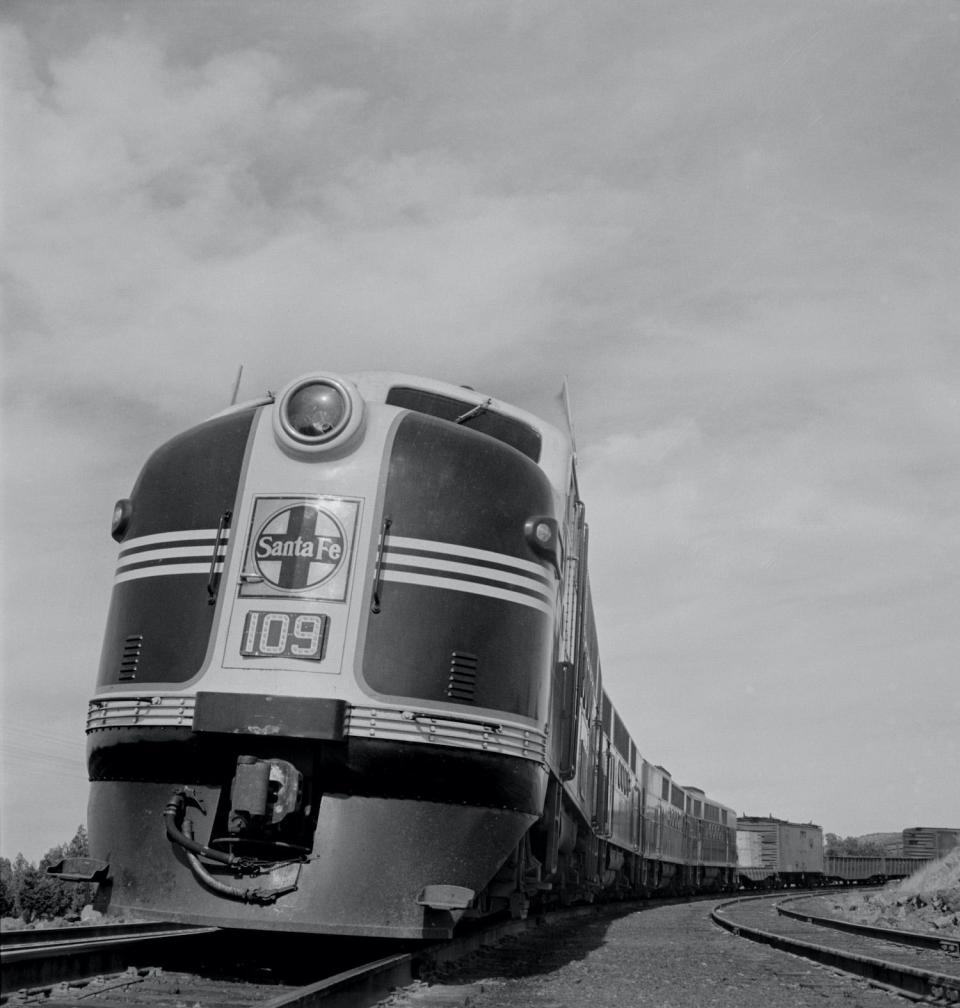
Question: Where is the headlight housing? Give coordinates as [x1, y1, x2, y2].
[273, 373, 364, 454]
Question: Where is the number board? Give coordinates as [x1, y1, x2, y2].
[240, 610, 329, 662]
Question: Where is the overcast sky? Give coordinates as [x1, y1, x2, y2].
[2, 1, 958, 862]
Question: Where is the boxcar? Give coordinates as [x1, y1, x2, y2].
[737, 816, 824, 887]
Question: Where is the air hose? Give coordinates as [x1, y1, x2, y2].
[163, 789, 251, 871]
[164, 788, 299, 905]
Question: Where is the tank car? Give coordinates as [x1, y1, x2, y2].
[64, 371, 737, 937]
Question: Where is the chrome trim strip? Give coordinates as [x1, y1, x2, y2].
[87, 695, 196, 730]
[344, 705, 547, 763]
[85, 696, 547, 764]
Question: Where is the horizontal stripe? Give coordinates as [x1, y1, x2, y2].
[119, 528, 227, 553]
[387, 545, 552, 588]
[117, 545, 225, 568]
[120, 538, 218, 559]
[381, 569, 553, 615]
[384, 562, 550, 605]
[386, 535, 548, 580]
[383, 552, 551, 597]
[114, 562, 224, 585]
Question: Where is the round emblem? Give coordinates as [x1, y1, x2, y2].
[253, 504, 347, 591]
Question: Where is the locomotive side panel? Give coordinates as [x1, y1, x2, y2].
[361, 412, 556, 721]
[97, 407, 257, 688]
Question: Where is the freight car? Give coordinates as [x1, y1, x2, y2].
[900, 827, 960, 859]
[736, 816, 824, 888]
[822, 855, 930, 885]
[53, 371, 737, 937]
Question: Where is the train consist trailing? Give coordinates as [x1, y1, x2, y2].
[70, 372, 738, 938]
[736, 817, 934, 888]
[897, 827, 960, 859]
[737, 816, 825, 888]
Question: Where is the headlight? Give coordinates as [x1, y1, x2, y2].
[273, 373, 364, 454]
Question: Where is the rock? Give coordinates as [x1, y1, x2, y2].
[80, 905, 104, 924]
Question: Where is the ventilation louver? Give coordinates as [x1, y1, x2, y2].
[446, 651, 479, 703]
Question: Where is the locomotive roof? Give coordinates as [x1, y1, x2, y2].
[352, 371, 575, 492]
[218, 371, 575, 493]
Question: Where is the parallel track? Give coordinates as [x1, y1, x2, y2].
[777, 893, 960, 958]
[713, 893, 960, 1004]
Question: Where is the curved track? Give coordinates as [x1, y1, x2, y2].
[713, 893, 960, 1003]
[777, 893, 960, 958]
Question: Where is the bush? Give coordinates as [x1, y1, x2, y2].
[0, 857, 15, 917]
[3, 826, 95, 923]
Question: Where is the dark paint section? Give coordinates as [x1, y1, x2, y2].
[87, 729, 546, 814]
[363, 413, 556, 720]
[88, 779, 536, 937]
[193, 693, 346, 741]
[97, 408, 257, 687]
[385, 386, 542, 461]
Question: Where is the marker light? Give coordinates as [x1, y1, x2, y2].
[273, 373, 364, 454]
[534, 522, 553, 544]
[111, 498, 132, 542]
[524, 516, 561, 576]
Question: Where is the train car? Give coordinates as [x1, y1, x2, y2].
[55, 371, 737, 937]
[823, 855, 930, 885]
[901, 827, 960, 859]
[683, 787, 738, 893]
[736, 816, 824, 888]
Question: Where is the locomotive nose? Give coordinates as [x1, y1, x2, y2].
[273, 373, 366, 455]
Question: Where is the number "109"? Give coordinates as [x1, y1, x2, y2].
[240, 610, 328, 661]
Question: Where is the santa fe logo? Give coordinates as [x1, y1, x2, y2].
[253, 503, 347, 591]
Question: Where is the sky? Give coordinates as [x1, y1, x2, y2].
[2, 0, 958, 862]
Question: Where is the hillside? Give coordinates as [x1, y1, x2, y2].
[827, 848, 960, 936]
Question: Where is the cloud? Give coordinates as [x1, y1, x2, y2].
[2, 1, 959, 856]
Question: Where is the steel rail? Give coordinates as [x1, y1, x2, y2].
[1, 921, 218, 957]
[713, 894, 960, 1004]
[775, 893, 960, 958]
[1, 922, 218, 997]
[1, 898, 667, 1007]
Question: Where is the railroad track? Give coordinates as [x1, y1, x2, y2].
[1, 900, 637, 1008]
[1, 922, 418, 1007]
[713, 892, 960, 1004]
[3, 890, 833, 1007]
[1, 921, 219, 996]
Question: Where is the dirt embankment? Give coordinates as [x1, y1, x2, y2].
[827, 848, 960, 936]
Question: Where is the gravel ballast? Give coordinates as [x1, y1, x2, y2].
[381, 900, 907, 1007]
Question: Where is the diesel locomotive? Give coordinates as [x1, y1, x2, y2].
[69, 372, 737, 937]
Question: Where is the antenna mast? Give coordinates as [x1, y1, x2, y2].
[561, 376, 578, 457]
[230, 365, 244, 406]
